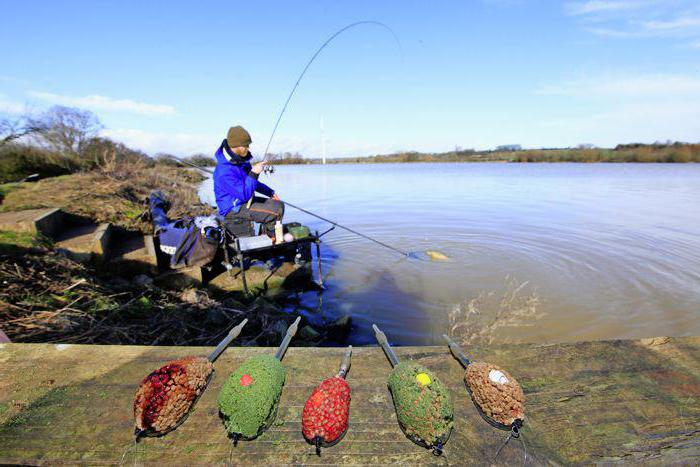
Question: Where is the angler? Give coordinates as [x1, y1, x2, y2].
[214, 125, 284, 238]
[301, 346, 352, 455]
[133, 319, 248, 438]
[218, 316, 300, 443]
[373, 325, 453, 455]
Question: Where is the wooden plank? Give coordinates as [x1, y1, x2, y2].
[0, 338, 699, 465]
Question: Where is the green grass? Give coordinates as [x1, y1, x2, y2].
[0, 182, 22, 200]
[0, 230, 52, 254]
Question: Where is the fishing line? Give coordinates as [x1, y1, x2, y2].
[168, 156, 412, 257]
[262, 20, 402, 161]
[167, 25, 449, 260]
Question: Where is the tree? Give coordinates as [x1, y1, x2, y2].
[80, 136, 150, 169]
[28, 105, 102, 156]
[0, 115, 44, 147]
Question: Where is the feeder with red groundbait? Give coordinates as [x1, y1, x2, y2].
[132, 319, 248, 438]
[301, 346, 352, 455]
[443, 334, 525, 436]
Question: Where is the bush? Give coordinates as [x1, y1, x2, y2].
[154, 153, 180, 166]
[669, 147, 692, 163]
[0, 144, 75, 183]
[185, 154, 216, 167]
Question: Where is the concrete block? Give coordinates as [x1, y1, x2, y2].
[92, 223, 112, 256]
[32, 208, 64, 238]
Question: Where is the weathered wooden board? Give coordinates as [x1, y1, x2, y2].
[1, 337, 699, 465]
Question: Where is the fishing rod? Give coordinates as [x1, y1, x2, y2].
[168, 155, 412, 257]
[261, 20, 401, 162]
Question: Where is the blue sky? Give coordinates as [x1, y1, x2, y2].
[1, 0, 699, 157]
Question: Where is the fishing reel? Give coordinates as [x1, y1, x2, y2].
[263, 164, 275, 175]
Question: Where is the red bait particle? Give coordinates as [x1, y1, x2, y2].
[240, 374, 253, 387]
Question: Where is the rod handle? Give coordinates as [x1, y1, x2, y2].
[275, 316, 301, 360]
[373, 324, 399, 367]
[442, 334, 471, 368]
[208, 319, 248, 362]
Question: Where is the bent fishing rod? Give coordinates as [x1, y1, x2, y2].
[261, 20, 401, 162]
[168, 155, 411, 257]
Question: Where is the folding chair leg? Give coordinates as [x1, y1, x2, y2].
[238, 250, 249, 296]
[315, 233, 324, 289]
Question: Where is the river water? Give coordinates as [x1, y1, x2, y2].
[200, 163, 700, 346]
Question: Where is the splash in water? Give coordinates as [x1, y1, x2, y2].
[448, 276, 543, 345]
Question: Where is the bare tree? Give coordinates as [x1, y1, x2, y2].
[0, 116, 44, 147]
[28, 106, 102, 156]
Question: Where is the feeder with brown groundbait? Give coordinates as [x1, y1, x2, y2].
[218, 316, 300, 443]
[443, 334, 525, 434]
[301, 346, 352, 455]
[132, 319, 248, 438]
[373, 325, 453, 456]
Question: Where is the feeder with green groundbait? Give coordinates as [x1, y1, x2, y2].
[218, 316, 300, 443]
[373, 325, 453, 456]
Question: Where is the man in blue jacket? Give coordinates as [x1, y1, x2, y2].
[213, 126, 284, 237]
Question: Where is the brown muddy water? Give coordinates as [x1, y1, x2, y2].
[201, 163, 700, 346]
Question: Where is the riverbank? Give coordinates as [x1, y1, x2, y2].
[0, 167, 336, 347]
[1, 336, 698, 464]
[273, 142, 700, 165]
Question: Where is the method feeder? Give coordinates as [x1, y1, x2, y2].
[443, 334, 525, 456]
[373, 325, 453, 456]
[301, 346, 353, 455]
[132, 319, 248, 439]
[218, 316, 301, 444]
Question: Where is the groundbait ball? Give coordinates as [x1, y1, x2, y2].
[302, 346, 352, 454]
[133, 356, 213, 435]
[218, 317, 300, 443]
[218, 355, 286, 440]
[465, 362, 524, 427]
[132, 319, 248, 438]
[444, 334, 525, 432]
[389, 361, 454, 451]
[374, 325, 453, 455]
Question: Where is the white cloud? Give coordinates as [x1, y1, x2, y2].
[0, 94, 25, 114]
[565, 1, 646, 16]
[101, 128, 215, 156]
[28, 91, 176, 116]
[536, 73, 700, 97]
[101, 126, 403, 159]
[533, 100, 700, 146]
[566, 0, 700, 43]
[586, 27, 646, 37]
[641, 16, 700, 31]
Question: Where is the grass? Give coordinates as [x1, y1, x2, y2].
[0, 164, 210, 233]
[0, 231, 52, 255]
[0, 182, 21, 201]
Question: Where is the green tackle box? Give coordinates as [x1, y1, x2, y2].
[288, 225, 310, 240]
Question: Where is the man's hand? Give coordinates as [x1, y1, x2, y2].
[271, 194, 281, 201]
[251, 160, 268, 174]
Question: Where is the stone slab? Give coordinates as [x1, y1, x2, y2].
[0, 208, 63, 237]
[1, 337, 699, 465]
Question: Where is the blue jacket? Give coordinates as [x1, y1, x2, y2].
[213, 142, 274, 216]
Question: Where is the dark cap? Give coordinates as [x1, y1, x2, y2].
[227, 126, 252, 148]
